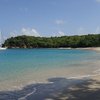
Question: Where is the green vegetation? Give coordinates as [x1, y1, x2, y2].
[3, 34, 100, 48]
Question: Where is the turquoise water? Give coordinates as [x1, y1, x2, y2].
[0, 49, 100, 90]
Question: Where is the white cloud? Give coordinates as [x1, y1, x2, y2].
[2, 36, 8, 41]
[55, 20, 65, 25]
[96, 0, 100, 3]
[58, 31, 65, 36]
[9, 32, 17, 37]
[21, 28, 41, 37]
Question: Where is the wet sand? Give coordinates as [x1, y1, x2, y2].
[0, 48, 100, 99]
[0, 76, 100, 100]
[0, 60, 99, 91]
[0, 63, 100, 100]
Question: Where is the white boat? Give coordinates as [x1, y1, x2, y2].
[0, 32, 7, 50]
[0, 47, 7, 50]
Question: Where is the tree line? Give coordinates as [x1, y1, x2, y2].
[2, 34, 100, 48]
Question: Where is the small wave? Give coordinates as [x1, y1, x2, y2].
[18, 87, 37, 100]
[93, 68, 100, 74]
[68, 68, 100, 79]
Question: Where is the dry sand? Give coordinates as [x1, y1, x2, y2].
[76, 47, 100, 52]
[59, 47, 100, 52]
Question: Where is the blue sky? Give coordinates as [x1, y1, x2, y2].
[0, 0, 100, 38]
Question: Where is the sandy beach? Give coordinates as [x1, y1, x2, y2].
[59, 47, 100, 52]
[0, 73, 100, 100]
[1, 0, 100, 99]
[0, 48, 100, 100]
[58, 47, 100, 53]
[0, 63, 100, 100]
[76, 47, 100, 52]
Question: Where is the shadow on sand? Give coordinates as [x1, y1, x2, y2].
[0, 77, 100, 100]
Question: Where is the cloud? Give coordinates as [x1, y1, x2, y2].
[58, 31, 65, 36]
[21, 28, 41, 37]
[9, 31, 17, 37]
[55, 20, 65, 25]
[96, 0, 100, 3]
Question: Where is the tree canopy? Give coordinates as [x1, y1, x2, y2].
[3, 34, 100, 48]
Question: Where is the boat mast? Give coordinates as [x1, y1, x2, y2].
[0, 31, 4, 47]
[0, 31, 1, 47]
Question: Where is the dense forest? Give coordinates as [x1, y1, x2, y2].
[2, 34, 100, 48]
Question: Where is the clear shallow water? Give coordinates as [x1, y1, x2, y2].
[0, 49, 100, 90]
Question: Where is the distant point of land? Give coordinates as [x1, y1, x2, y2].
[3, 34, 100, 48]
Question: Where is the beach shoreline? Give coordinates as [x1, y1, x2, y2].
[58, 47, 100, 52]
[76, 47, 100, 51]
[0, 48, 100, 99]
[0, 55, 100, 91]
[0, 60, 100, 100]
[0, 75, 100, 100]
[0, 61, 100, 90]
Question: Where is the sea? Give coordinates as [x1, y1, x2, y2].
[0, 48, 100, 91]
